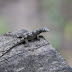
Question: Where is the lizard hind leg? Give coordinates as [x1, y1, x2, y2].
[24, 39, 29, 47]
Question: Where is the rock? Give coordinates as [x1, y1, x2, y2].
[0, 35, 72, 72]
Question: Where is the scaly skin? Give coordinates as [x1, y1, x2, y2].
[0, 27, 50, 58]
[24, 27, 50, 40]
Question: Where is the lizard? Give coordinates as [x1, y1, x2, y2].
[0, 27, 50, 58]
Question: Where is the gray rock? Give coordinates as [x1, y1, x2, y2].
[0, 35, 72, 72]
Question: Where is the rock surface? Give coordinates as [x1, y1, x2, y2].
[0, 35, 72, 72]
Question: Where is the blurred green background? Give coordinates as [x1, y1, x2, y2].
[0, 0, 72, 67]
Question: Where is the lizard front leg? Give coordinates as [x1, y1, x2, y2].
[35, 35, 40, 40]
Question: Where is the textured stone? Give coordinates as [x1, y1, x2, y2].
[0, 35, 72, 72]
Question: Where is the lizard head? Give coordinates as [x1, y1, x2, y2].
[42, 27, 50, 32]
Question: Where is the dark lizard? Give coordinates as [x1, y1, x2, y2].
[0, 27, 50, 58]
